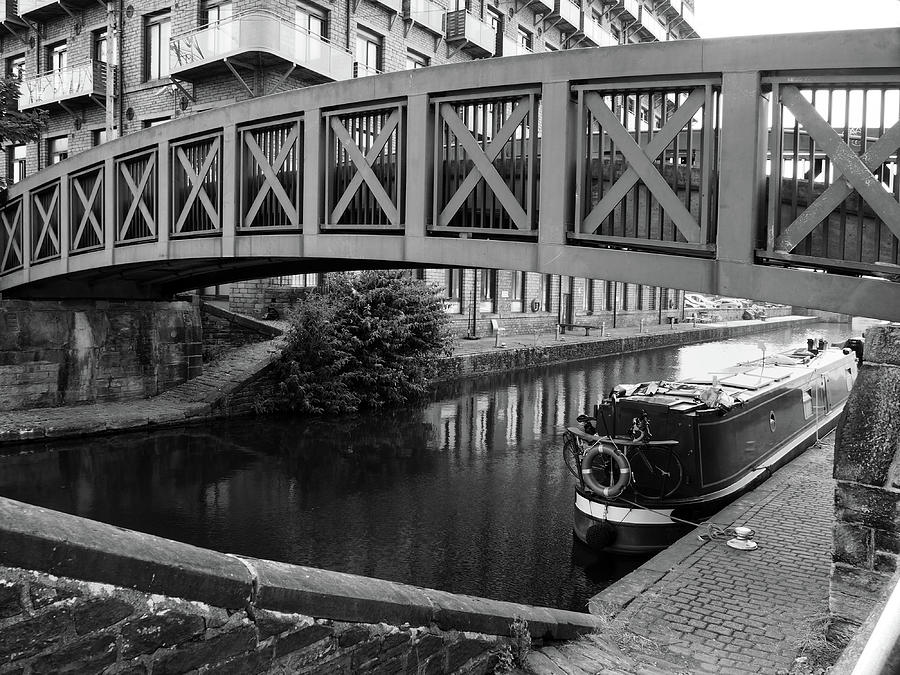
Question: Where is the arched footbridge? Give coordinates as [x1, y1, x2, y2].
[2, 28, 899, 320]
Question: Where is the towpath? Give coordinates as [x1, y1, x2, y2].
[527, 435, 836, 675]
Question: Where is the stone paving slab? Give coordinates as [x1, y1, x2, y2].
[532, 436, 837, 674]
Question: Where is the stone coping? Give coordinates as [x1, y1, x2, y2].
[0, 496, 600, 641]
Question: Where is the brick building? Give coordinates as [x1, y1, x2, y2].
[0, 0, 698, 335]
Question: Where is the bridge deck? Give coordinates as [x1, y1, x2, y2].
[2, 28, 898, 320]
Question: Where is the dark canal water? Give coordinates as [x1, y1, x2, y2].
[0, 322, 857, 612]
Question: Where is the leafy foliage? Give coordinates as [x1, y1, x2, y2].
[0, 76, 49, 195]
[266, 270, 453, 416]
[0, 77, 48, 145]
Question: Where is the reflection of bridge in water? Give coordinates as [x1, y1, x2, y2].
[1, 29, 898, 320]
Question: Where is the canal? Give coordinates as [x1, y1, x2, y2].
[0, 322, 856, 612]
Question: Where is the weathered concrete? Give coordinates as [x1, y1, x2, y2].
[0, 299, 202, 411]
[830, 323, 900, 644]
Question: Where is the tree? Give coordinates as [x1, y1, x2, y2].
[263, 270, 454, 416]
[0, 76, 49, 193]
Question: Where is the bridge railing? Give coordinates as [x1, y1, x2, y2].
[1, 29, 898, 307]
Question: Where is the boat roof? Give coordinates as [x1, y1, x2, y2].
[615, 345, 853, 413]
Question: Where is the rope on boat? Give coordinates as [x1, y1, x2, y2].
[617, 496, 742, 543]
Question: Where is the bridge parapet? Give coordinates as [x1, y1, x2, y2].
[1, 29, 898, 320]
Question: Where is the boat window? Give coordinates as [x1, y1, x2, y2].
[802, 389, 813, 419]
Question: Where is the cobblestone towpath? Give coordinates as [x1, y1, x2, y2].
[528, 436, 837, 675]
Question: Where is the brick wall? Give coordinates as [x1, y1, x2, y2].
[829, 324, 900, 643]
[199, 302, 279, 362]
[0, 299, 202, 411]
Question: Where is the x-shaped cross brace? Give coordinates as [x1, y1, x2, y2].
[330, 110, 401, 225]
[120, 155, 157, 241]
[243, 126, 300, 227]
[581, 89, 705, 243]
[72, 171, 104, 250]
[774, 85, 900, 252]
[174, 139, 221, 233]
[438, 100, 530, 229]
[1, 202, 22, 272]
[32, 187, 60, 260]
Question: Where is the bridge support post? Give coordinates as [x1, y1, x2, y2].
[303, 108, 323, 238]
[715, 70, 766, 296]
[157, 138, 171, 259]
[404, 94, 431, 261]
[221, 124, 237, 258]
[538, 81, 574, 272]
[59, 174, 69, 272]
[103, 156, 115, 265]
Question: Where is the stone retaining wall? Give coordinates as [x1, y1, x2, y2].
[199, 301, 281, 363]
[434, 316, 817, 382]
[830, 324, 900, 643]
[0, 496, 600, 674]
[0, 299, 202, 412]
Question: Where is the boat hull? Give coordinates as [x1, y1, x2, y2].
[570, 346, 855, 554]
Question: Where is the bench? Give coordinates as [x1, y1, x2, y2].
[560, 323, 593, 336]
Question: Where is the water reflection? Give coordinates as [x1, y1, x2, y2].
[0, 323, 855, 611]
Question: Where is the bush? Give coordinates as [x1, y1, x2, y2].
[265, 271, 453, 416]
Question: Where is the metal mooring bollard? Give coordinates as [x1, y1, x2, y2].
[640, 319, 644, 334]
[600, 322, 606, 337]
[670, 317, 676, 331]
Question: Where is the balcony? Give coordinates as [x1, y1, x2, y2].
[552, 0, 581, 33]
[0, 0, 25, 26]
[444, 9, 496, 57]
[18, 61, 112, 110]
[528, 0, 554, 15]
[500, 35, 533, 57]
[404, 0, 444, 35]
[582, 19, 616, 47]
[640, 12, 668, 41]
[18, 0, 95, 20]
[370, 0, 402, 14]
[169, 10, 353, 84]
[618, 0, 641, 20]
[353, 62, 382, 78]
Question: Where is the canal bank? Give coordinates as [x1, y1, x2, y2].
[0, 314, 820, 446]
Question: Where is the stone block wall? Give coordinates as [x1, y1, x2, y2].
[0, 566, 503, 675]
[0, 299, 202, 411]
[199, 302, 281, 363]
[0, 496, 601, 673]
[830, 324, 900, 643]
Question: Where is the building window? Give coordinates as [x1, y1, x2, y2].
[486, 6, 503, 54]
[201, 0, 232, 24]
[92, 129, 107, 146]
[445, 268, 462, 300]
[610, 24, 621, 42]
[287, 273, 318, 287]
[636, 284, 644, 310]
[480, 269, 496, 301]
[511, 271, 526, 312]
[143, 117, 171, 128]
[604, 281, 614, 311]
[93, 29, 109, 63]
[584, 279, 594, 312]
[355, 27, 382, 77]
[406, 49, 429, 70]
[296, 3, 327, 38]
[48, 136, 68, 165]
[47, 42, 67, 72]
[8, 144, 26, 184]
[6, 55, 24, 80]
[517, 26, 532, 51]
[543, 274, 553, 311]
[144, 11, 171, 81]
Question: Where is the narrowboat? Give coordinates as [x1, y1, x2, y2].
[563, 339, 859, 554]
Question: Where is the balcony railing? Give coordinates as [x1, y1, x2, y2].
[501, 35, 533, 57]
[169, 9, 353, 82]
[353, 61, 382, 78]
[0, 0, 22, 23]
[530, 0, 554, 14]
[405, 0, 444, 35]
[444, 9, 496, 56]
[680, 0, 694, 23]
[582, 19, 616, 47]
[18, 0, 93, 18]
[18, 61, 111, 110]
[553, 0, 581, 32]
